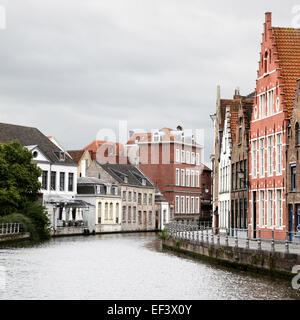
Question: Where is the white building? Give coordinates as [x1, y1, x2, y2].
[0, 123, 93, 234]
[218, 107, 232, 233]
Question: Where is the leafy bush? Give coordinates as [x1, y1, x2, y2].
[158, 229, 170, 241]
[0, 213, 36, 239]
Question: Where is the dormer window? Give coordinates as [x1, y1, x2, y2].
[142, 178, 146, 186]
[153, 132, 160, 143]
[106, 186, 111, 194]
[33, 151, 38, 158]
[96, 185, 101, 194]
[124, 176, 128, 183]
[55, 151, 65, 162]
[191, 135, 195, 145]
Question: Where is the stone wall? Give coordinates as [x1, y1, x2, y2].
[163, 238, 300, 278]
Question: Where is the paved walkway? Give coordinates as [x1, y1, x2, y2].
[173, 230, 300, 255]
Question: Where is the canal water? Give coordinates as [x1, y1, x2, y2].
[0, 233, 299, 300]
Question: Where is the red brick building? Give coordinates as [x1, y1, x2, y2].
[127, 127, 212, 223]
[249, 12, 300, 240]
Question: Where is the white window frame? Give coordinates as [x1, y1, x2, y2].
[186, 196, 190, 214]
[186, 169, 190, 187]
[175, 196, 179, 213]
[276, 133, 282, 175]
[175, 149, 180, 163]
[276, 189, 282, 227]
[181, 150, 185, 163]
[267, 136, 273, 177]
[176, 168, 180, 186]
[196, 171, 200, 187]
[267, 190, 273, 226]
[191, 170, 195, 187]
[259, 138, 265, 177]
[181, 169, 185, 187]
[196, 153, 200, 165]
[195, 197, 199, 214]
[186, 151, 190, 164]
[181, 196, 185, 214]
[191, 197, 194, 214]
[252, 140, 257, 178]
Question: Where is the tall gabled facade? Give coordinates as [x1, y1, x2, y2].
[249, 12, 300, 240]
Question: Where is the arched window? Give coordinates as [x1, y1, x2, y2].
[296, 123, 300, 146]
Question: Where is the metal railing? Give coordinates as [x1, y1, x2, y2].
[164, 223, 300, 255]
[0, 223, 21, 235]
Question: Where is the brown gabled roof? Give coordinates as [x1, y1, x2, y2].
[220, 99, 240, 140]
[68, 150, 85, 163]
[0, 123, 75, 165]
[273, 27, 300, 117]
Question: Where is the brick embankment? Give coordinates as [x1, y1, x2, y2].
[0, 233, 30, 244]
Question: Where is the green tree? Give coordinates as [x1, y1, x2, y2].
[0, 140, 51, 240]
[0, 140, 42, 215]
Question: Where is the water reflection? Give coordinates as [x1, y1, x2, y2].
[0, 233, 299, 300]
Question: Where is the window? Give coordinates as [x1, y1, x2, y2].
[176, 168, 180, 186]
[59, 172, 65, 191]
[264, 51, 268, 73]
[133, 192, 137, 202]
[122, 206, 126, 222]
[186, 170, 190, 187]
[276, 97, 280, 112]
[195, 197, 199, 214]
[181, 169, 185, 186]
[51, 171, 56, 191]
[186, 197, 190, 214]
[163, 210, 166, 223]
[105, 203, 109, 220]
[276, 190, 282, 227]
[138, 211, 142, 225]
[191, 170, 195, 187]
[128, 207, 131, 222]
[122, 191, 127, 201]
[133, 207, 136, 222]
[143, 194, 147, 205]
[196, 153, 200, 165]
[176, 149, 180, 163]
[175, 196, 179, 213]
[259, 138, 265, 177]
[186, 151, 190, 164]
[276, 133, 282, 174]
[68, 173, 74, 192]
[267, 136, 273, 176]
[268, 190, 273, 226]
[196, 171, 200, 187]
[148, 211, 152, 225]
[291, 165, 296, 191]
[296, 123, 300, 146]
[109, 203, 113, 220]
[259, 191, 265, 226]
[181, 196, 185, 214]
[267, 90, 274, 116]
[181, 150, 185, 163]
[238, 127, 242, 144]
[149, 194, 153, 205]
[191, 152, 195, 164]
[128, 191, 132, 202]
[252, 140, 257, 178]
[42, 171, 48, 190]
[153, 132, 160, 142]
[191, 197, 194, 214]
[138, 193, 141, 205]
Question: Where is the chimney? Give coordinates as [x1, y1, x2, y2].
[177, 125, 183, 131]
[234, 87, 241, 100]
[265, 12, 272, 30]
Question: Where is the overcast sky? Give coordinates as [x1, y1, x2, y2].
[0, 0, 299, 166]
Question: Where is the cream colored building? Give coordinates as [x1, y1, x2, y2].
[87, 162, 157, 231]
[76, 177, 122, 233]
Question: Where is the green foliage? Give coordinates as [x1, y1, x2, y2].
[0, 213, 35, 235]
[158, 229, 169, 241]
[174, 239, 181, 249]
[0, 141, 42, 216]
[23, 201, 51, 240]
[0, 141, 50, 241]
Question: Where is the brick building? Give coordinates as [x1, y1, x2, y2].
[249, 12, 300, 240]
[126, 127, 210, 223]
[286, 79, 300, 240]
[211, 87, 252, 232]
[230, 95, 253, 236]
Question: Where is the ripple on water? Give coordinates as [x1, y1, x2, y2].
[0, 233, 299, 300]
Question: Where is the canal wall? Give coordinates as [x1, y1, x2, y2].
[162, 238, 300, 279]
[0, 233, 30, 243]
